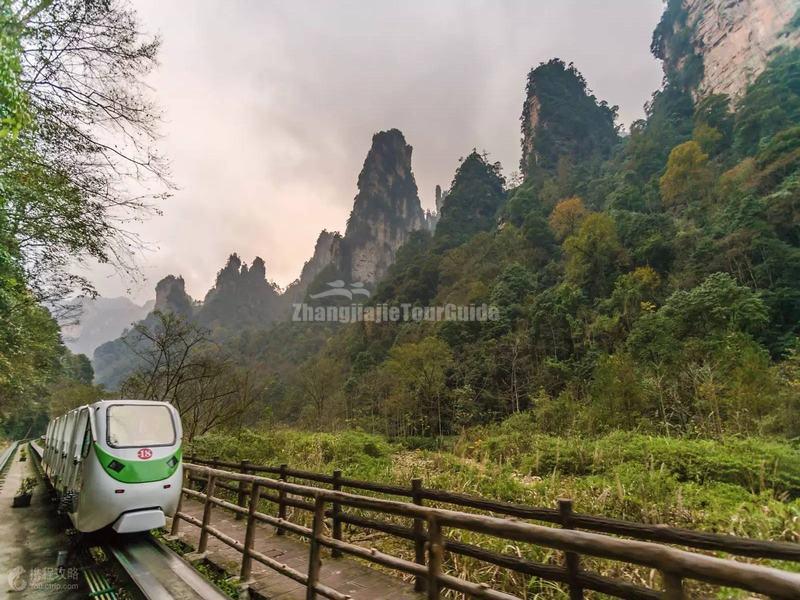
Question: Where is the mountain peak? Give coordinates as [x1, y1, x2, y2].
[342, 128, 425, 283]
[520, 58, 618, 176]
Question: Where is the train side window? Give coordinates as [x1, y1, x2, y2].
[81, 421, 92, 458]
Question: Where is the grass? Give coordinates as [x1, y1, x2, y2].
[186, 420, 800, 598]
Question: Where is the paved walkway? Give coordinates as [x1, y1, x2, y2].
[0, 445, 83, 599]
[170, 497, 423, 600]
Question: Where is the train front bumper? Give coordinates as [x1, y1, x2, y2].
[112, 508, 167, 533]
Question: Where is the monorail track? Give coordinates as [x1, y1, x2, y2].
[107, 534, 228, 600]
[28, 441, 228, 600]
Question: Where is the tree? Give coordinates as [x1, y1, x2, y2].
[293, 355, 342, 430]
[0, 2, 30, 135]
[564, 213, 627, 298]
[120, 312, 258, 440]
[2, 0, 168, 307]
[659, 141, 714, 212]
[628, 272, 769, 365]
[693, 94, 733, 156]
[603, 266, 661, 331]
[382, 337, 453, 437]
[548, 196, 588, 241]
[734, 49, 800, 157]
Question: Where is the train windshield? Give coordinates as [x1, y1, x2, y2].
[107, 404, 176, 448]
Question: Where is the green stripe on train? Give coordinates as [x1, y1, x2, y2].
[94, 444, 181, 483]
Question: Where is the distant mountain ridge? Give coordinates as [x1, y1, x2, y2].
[90, 128, 430, 386]
[61, 296, 154, 358]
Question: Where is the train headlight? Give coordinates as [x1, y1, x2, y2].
[107, 459, 125, 473]
[166, 456, 178, 468]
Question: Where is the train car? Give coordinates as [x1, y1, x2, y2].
[42, 400, 183, 533]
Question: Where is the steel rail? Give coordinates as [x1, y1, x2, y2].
[106, 533, 229, 600]
[0, 440, 20, 472]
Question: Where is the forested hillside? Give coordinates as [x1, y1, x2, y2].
[223, 48, 800, 440]
[85, 2, 800, 446]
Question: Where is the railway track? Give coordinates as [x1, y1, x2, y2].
[107, 534, 228, 600]
[0, 439, 19, 471]
[28, 441, 227, 600]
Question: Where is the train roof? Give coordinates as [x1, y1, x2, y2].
[50, 399, 175, 421]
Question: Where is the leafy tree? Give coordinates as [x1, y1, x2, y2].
[628, 273, 769, 364]
[548, 196, 588, 241]
[382, 337, 453, 437]
[612, 210, 676, 273]
[660, 141, 714, 212]
[590, 353, 647, 430]
[693, 94, 733, 156]
[527, 284, 586, 363]
[373, 231, 439, 304]
[734, 49, 800, 157]
[564, 213, 627, 298]
[601, 266, 661, 333]
[120, 312, 259, 440]
[1, 0, 168, 306]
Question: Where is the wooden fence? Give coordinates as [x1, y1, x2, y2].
[172, 460, 800, 599]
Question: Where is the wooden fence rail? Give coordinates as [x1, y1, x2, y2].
[185, 454, 800, 563]
[172, 462, 800, 600]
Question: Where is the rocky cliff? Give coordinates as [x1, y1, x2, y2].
[198, 254, 281, 331]
[283, 230, 341, 303]
[654, 0, 800, 99]
[340, 129, 426, 284]
[154, 275, 194, 315]
[520, 59, 618, 176]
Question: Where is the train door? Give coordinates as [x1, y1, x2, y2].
[66, 408, 89, 493]
[52, 417, 65, 485]
[43, 420, 52, 475]
[57, 412, 76, 492]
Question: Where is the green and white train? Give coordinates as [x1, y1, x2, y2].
[42, 400, 183, 533]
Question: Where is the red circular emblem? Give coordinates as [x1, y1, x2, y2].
[137, 448, 153, 459]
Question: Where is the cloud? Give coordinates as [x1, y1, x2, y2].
[87, 0, 665, 302]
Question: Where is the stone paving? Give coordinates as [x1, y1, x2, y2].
[170, 496, 423, 600]
[0, 445, 84, 599]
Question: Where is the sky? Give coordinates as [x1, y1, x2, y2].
[87, 0, 666, 304]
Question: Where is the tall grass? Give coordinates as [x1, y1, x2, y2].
[187, 422, 800, 597]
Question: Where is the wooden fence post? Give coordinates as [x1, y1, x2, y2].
[306, 495, 326, 600]
[236, 459, 251, 520]
[198, 474, 217, 554]
[412, 477, 426, 592]
[169, 467, 188, 536]
[331, 469, 342, 558]
[240, 482, 262, 582]
[559, 498, 583, 599]
[662, 572, 685, 600]
[276, 463, 288, 535]
[426, 516, 443, 600]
